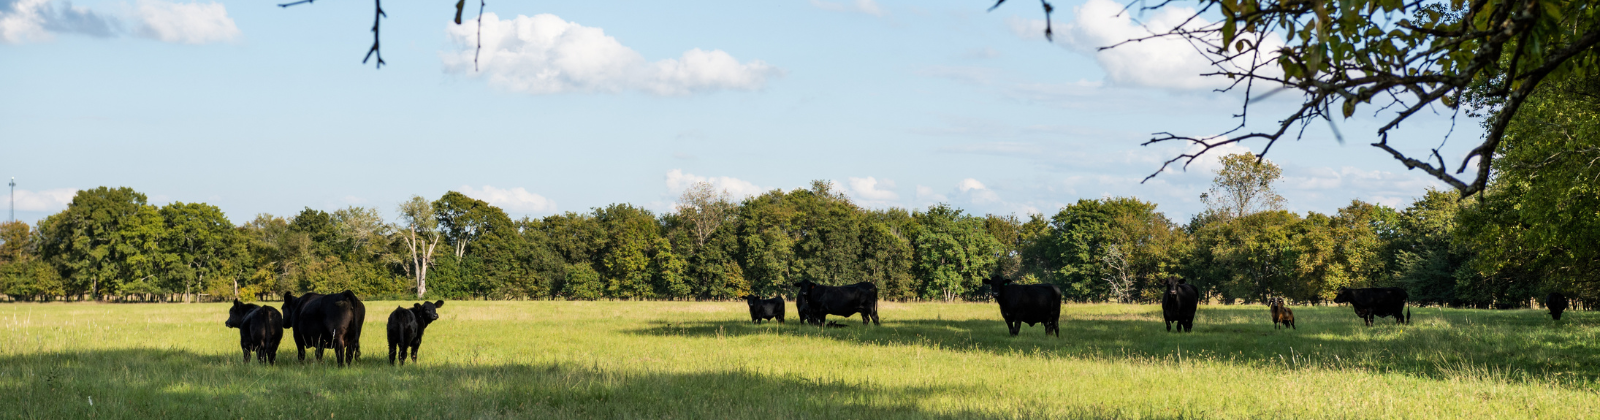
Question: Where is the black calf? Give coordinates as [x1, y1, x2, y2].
[742, 295, 785, 324]
[225, 300, 284, 365]
[387, 300, 445, 366]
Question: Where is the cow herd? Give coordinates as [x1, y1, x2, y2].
[226, 281, 1576, 365]
[222, 291, 447, 366]
[739, 277, 1578, 337]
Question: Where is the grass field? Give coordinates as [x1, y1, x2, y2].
[2, 300, 1597, 419]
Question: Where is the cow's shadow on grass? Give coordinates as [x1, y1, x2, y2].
[0, 349, 1201, 419]
[630, 306, 1600, 386]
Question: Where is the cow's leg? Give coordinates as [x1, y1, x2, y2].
[777, 314, 784, 323]
[1008, 320, 1020, 336]
[242, 347, 251, 364]
[388, 342, 397, 365]
[862, 312, 870, 325]
[267, 342, 277, 365]
[1165, 320, 1172, 332]
[869, 311, 880, 326]
[410, 344, 420, 363]
[333, 335, 348, 367]
[397, 345, 408, 367]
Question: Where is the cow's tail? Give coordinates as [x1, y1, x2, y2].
[1406, 307, 1412, 325]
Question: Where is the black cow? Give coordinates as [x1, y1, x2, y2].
[1162, 277, 1198, 332]
[741, 295, 785, 324]
[282, 290, 366, 366]
[792, 280, 880, 326]
[387, 300, 444, 366]
[1547, 292, 1569, 321]
[224, 300, 284, 365]
[1332, 287, 1410, 326]
[981, 276, 1060, 337]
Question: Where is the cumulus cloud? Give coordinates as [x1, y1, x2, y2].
[11, 188, 77, 212]
[459, 185, 556, 213]
[810, 0, 886, 16]
[665, 169, 767, 199]
[444, 13, 782, 96]
[846, 177, 898, 203]
[1015, 0, 1282, 91]
[133, 0, 237, 44]
[0, 0, 235, 44]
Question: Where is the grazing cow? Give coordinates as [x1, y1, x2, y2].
[282, 290, 367, 366]
[1332, 287, 1410, 326]
[741, 295, 785, 324]
[792, 280, 880, 326]
[1162, 277, 1198, 332]
[1547, 292, 1569, 321]
[387, 300, 444, 366]
[224, 300, 284, 365]
[1269, 297, 1296, 330]
[981, 276, 1061, 337]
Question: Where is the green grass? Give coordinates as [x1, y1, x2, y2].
[2, 301, 1597, 419]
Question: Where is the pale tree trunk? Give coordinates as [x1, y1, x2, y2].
[419, 240, 438, 298]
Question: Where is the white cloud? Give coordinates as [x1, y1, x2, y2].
[459, 185, 556, 213]
[915, 185, 947, 202]
[810, 0, 886, 16]
[665, 169, 767, 199]
[1, 0, 116, 43]
[0, 0, 234, 44]
[956, 178, 1001, 204]
[444, 13, 782, 96]
[846, 177, 898, 202]
[957, 178, 986, 192]
[1018, 0, 1282, 91]
[133, 0, 237, 44]
[12, 188, 76, 212]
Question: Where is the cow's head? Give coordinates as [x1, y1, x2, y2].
[413, 300, 444, 323]
[1332, 287, 1353, 304]
[981, 276, 1011, 296]
[225, 299, 258, 329]
[1164, 277, 1185, 296]
[741, 295, 763, 305]
[792, 280, 817, 297]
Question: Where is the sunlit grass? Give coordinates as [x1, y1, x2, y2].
[1, 301, 1596, 419]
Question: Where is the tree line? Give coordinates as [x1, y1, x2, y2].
[1, 151, 1594, 308]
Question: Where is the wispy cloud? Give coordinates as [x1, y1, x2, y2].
[810, 0, 886, 17]
[665, 169, 767, 199]
[0, 0, 237, 44]
[459, 185, 557, 213]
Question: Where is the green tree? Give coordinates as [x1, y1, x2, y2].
[37, 187, 166, 300]
[1459, 75, 1600, 305]
[1201, 153, 1285, 220]
[158, 202, 242, 301]
[912, 204, 1001, 301]
[595, 204, 664, 299]
[397, 196, 442, 298]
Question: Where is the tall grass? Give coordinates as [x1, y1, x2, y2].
[0, 301, 1595, 419]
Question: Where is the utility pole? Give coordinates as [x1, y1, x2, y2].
[8, 177, 13, 223]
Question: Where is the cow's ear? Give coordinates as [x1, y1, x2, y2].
[233, 299, 241, 305]
[435, 300, 444, 307]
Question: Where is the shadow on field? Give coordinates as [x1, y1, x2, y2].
[0, 348, 1201, 419]
[630, 306, 1600, 385]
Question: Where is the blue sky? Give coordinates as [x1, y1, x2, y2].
[1, 0, 1481, 225]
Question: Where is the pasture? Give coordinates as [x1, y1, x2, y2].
[1, 301, 1597, 419]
